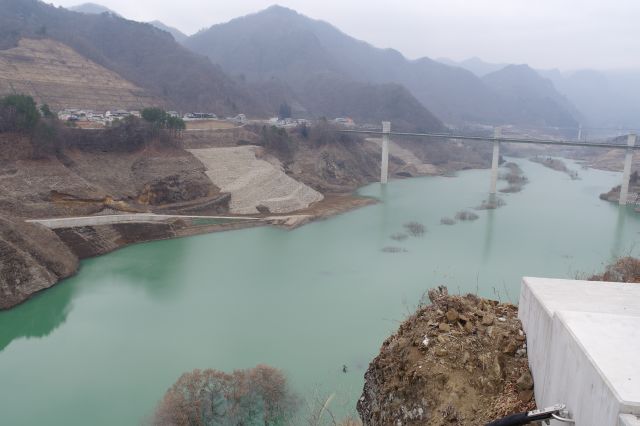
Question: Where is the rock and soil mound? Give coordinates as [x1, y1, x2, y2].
[357, 287, 534, 426]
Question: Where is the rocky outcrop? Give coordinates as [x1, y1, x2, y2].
[357, 287, 534, 426]
[0, 216, 78, 309]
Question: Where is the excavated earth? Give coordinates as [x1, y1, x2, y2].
[358, 287, 535, 426]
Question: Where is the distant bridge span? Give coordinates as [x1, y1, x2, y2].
[339, 123, 638, 205]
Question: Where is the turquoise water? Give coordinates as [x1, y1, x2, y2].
[1, 158, 639, 425]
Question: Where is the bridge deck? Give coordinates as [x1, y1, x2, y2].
[339, 130, 639, 150]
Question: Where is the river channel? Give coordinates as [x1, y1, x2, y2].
[1, 158, 639, 425]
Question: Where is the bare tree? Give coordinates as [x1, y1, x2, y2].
[152, 365, 298, 426]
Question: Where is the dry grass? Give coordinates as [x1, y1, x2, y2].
[589, 257, 640, 283]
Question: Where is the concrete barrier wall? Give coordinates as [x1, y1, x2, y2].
[519, 277, 640, 426]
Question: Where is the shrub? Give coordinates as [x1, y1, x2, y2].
[0, 94, 40, 132]
[455, 211, 479, 221]
[440, 217, 456, 225]
[152, 365, 298, 426]
[589, 257, 640, 283]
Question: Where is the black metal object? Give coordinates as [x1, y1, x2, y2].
[485, 404, 571, 426]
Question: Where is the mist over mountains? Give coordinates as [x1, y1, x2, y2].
[441, 56, 640, 130]
[2, 1, 638, 130]
[183, 5, 581, 128]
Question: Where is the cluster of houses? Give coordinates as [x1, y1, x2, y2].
[54, 108, 356, 129]
[57, 109, 141, 125]
[267, 117, 312, 128]
[55, 108, 249, 127]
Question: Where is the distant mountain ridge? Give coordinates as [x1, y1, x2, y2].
[186, 5, 444, 130]
[149, 20, 188, 43]
[68, 2, 120, 16]
[184, 5, 579, 128]
[437, 57, 508, 78]
[483, 64, 580, 127]
[444, 55, 640, 129]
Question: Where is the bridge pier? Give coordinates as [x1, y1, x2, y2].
[489, 127, 502, 194]
[577, 123, 583, 141]
[619, 133, 636, 205]
[381, 121, 391, 184]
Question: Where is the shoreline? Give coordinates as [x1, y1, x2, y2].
[2, 193, 379, 311]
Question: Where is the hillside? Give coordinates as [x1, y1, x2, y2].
[438, 57, 508, 77]
[482, 65, 580, 127]
[185, 6, 445, 130]
[184, 5, 570, 126]
[68, 2, 120, 16]
[149, 20, 188, 43]
[540, 68, 640, 130]
[0, 38, 158, 111]
[0, 0, 266, 115]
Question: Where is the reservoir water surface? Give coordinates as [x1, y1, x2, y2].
[1, 158, 640, 425]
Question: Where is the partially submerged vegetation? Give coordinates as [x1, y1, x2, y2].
[455, 210, 480, 221]
[476, 197, 506, 210]
[530, 156, 579, 180]
[499, 162, 529, 193]
[382, 246, 408, 253]
[390, 232, 409, 241]
[403, 221, 426, 237]
[440, 217, 456, 225]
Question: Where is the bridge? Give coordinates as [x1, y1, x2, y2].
[341, 122, 639, 205]
[26, 213, 311, 229]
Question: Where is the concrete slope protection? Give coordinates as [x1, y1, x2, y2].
[188, 146, 323, 214]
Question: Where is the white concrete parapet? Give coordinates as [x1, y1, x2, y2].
[620, 414, 640, 426]
[519, 277, 640, 426]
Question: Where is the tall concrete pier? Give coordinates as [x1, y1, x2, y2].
[619, 133, 636, 205]
[381, 121, 391, 184]
[489, 127, 502, 194]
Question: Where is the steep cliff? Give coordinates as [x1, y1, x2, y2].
[0, 216, 78, 309]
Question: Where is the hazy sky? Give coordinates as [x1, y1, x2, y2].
[50, 0, 640, 71]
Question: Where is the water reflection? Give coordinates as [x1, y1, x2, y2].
[104, 237, 191, 301]
[482, 208, 496, 262]
[610, 207, 627, 260]
[0, 278, 74, 351]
